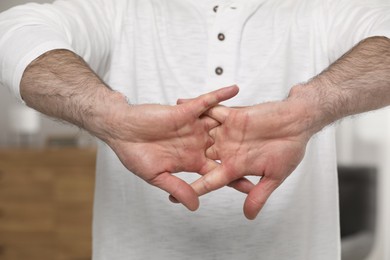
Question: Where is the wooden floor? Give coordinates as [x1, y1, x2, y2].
[0, 148, 96, 260]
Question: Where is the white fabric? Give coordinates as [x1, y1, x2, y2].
[1, 0, 389, 259]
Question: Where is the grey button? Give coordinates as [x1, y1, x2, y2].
[213, 5, 219, 12]
[215, 67, 223, 75]
[218, 33, 225, 41]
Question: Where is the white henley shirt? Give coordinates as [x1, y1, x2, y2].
[0, 0, 389, 259]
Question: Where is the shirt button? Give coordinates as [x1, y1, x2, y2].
[218, 33, 225, 41]
[215, 67, 223, 75]
[213, 5, 219, 12]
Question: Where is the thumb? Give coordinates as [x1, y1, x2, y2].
[190, 165, 233, 196]
[243, 177, 281, 220]
[151, 172, 199, 211]
[185, 85, 239, 117]
[169, 177, 255, 204]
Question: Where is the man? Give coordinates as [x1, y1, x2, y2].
[0, 0, 389, 259]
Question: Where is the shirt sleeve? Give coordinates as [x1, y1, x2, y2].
[327, 0, 390, 63]
[0, 0, 123, 102]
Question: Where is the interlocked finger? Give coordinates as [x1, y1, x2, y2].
[151, 172, 199, 211]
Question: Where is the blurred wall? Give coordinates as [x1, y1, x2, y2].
[337, 110, 390, 260]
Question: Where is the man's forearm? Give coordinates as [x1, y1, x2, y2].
[289, 36, 390, 133]
[20, 49, 126, 140]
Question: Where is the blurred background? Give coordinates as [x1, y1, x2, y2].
[337, 111, 390, 260]
[0, 1, 389, 260]
[0, 2, 96, 259]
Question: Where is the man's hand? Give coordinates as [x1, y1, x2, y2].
[20, 50, 244, 212]
[184, 37, 390, 219]
[101, 86, 239, 211]
[190, 99, 317, 219]
[21, 38, 389, 217]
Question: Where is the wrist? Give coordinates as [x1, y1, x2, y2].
[20, 49, 132, 143]
[83, 86, 130, 143]
[288, 36, 390, 133]
[286, 81, 338, 136]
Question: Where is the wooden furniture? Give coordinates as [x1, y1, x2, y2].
[0, 148, 96, 260]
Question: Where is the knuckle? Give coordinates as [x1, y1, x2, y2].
[200, 176, 214, 193]
[247, 195, 265, 209]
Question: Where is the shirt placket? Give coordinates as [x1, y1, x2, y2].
[205, 1, 260, 90]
